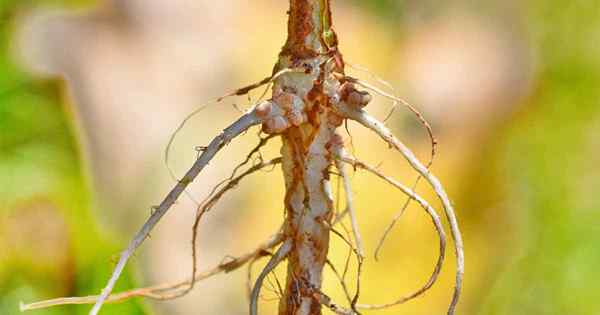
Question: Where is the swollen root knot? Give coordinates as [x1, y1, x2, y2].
[255, 102, 273, 118]
[265, 116, 290, 133]
[261, 89, 308, 134]
[340, 82, 371, 108]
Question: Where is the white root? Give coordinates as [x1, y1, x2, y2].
[331, 140, 365, 258]
[335, 102, 463, 315]
[342, 75, 437, 260]
[250, 239, 292, 315]
[88, 104, 276, 315]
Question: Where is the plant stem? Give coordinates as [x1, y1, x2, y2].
[283, 0, 332, 58]
[276, 1, 342, 314]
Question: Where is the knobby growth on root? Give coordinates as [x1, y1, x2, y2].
[21, 1, 463, 315]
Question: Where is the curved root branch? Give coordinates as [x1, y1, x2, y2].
[250, 239, 292, 315]
[332, 144, 365, 257]
[336, 103, 463, 315]
[324, 222, 363, 313]
[336, 155, 446, 310]
[325, 259, 353, 306]
[339, 72, 437, 261]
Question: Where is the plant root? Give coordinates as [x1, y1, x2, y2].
[336, 154, 446, 310]
[332, 141, 364, 258]
[20, 231, 283, 311]
[178, 157, 283, 298]
[250, 239, 292, 315]
[333, 69, 438, 261]
[335, 102, 463, 315]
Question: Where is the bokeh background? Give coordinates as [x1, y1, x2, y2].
[1, 0, 599, 314]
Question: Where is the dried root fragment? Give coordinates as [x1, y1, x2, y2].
[20, 231, 283, 310]
[312, 289, 359, 315]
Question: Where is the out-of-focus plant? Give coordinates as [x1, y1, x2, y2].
[0, 1, 146, 314]
[475, 1, 600, 314]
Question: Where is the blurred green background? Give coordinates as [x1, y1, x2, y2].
[1, 0, 599, 315]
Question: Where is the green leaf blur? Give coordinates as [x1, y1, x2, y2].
[0, 1, 147, 315]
